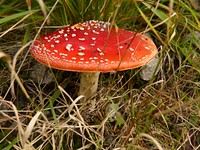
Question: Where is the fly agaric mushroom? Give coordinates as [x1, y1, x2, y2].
[30, 20, 158, 99]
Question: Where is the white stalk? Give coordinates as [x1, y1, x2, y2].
[79, 72, 100, 99]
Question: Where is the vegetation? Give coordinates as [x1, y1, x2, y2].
[0, 0, 199, 149]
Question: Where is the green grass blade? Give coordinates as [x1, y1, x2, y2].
[0, 10, 38, 24]
[142, 2, 173, 26]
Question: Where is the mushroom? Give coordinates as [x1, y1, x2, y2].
[30, 20, 158, 99]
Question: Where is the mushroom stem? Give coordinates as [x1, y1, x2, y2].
[79, 72, 100, 99]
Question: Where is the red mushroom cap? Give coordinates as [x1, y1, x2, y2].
[30, 20, 158, 72]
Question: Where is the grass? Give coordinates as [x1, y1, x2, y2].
[0, 0, 200, 149]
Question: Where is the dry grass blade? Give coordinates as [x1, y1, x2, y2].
[0, 52, 30, 99]
[142, 12, 176, 34]
[26, 0, 31, 10]
[135, 1, 164, 45]
[0, 98, 24, 147]
[22, 112, 42, 147]
[11, 41, 32, 98]
[33, 0, 60, 41]
[0, 51, 10, 60]
[58, 86, 102, 148]
[0, 12, 36, 38]
[37, 0, 50, 24]
[138, 133, 164, 150]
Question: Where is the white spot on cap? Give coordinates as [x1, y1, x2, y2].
[84, 32, 88, 35]
[78, 52, 85, 56]
[71, 57, 76, 60]
[79, 27, 84, 30]
[97, 48, 102, 52]
[131, 53, 136, 61]
[50, 44, 55, 48]
[139, 56, 147, 61]
[72, 34, 76, 37]
[64, 34, 68, 37]
[60, 53, 68, 57]
[92, 30, 99, 34]
[145, 46, 150, 50]
[54, 35, 60, 38]
[79, 46, 86, 50]
[99, 52, 104, 56]
[59, 29, 64, 34]
[46, 49, 50, 52]
[141, 37, 148, 41]
[92, 37, 96, 40]
[90, 43, 95, 46]
[79, 38, 85, 41]
[55, 40, 60, 43]
[66, 44, 72, 51]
